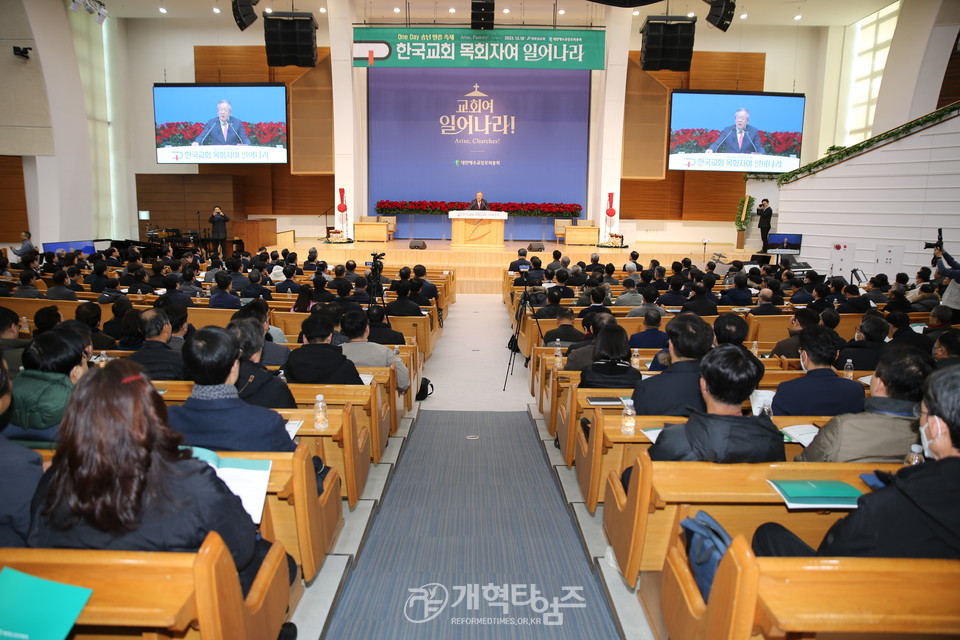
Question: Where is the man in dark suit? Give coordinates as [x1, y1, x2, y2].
[628, 310, 669, 349]
[655, 277, 688, 307]
[285, 314, 363, 385]
[836, 285, 873, 314]
[127, 308, 184, 380]
[772, 325, 865, 416]
[208, 206, 230, 256]
[467, 191, 489, 210]
[192, 100, 251, 146]
[835, 314, 889, 371]
[508, 248, 530, 272]
[75, 302, 116, 351]
[707, 108, 765, 154]
[209, 272, 242, 309]
[886, 311, 934, 353]
[385, 281, 424, 316]
[681, 283, 719, 317]
[757, 198, 773, 252]
[542, 307, 584, 346]
[631, 313, 713, 415]
[412, 264, 438, 300]
[749, 289, 783, 315]
[366, 305, 405, 345]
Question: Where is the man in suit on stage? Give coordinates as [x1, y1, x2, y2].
[467, 191, 489, 210]
[706, 108, 765, 155]
[757, 198, 773, 252]
[192, 100, 251, 146]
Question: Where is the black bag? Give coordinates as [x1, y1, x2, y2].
[415, 377, 433, 401]
[679, 510, 732, 602]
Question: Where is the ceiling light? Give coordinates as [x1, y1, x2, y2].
[793, 13, 801, 20]
[393, 7, 400, 12]
[264, 7, 272, 12]
[632, 10, 640, 15]
[159, 6, 167, 13]
[502, 8, 509, 13]
[318, 7, 326, 12]
[687, 11, 695, 17]
[557, 8, 565, 14]
[213, 6, 221, 13]
[448, 7, 456, 12]
[739, 12, 747, 19]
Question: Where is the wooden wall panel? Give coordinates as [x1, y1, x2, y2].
[291, 50, 334, 175]
[135, 174, 239, 241]
[0, 156, 29, 243]
[194, 47, 271, 83]
[270, 169, 334, 214]
[620, 51, 762, 220]
[200, 164, 273, 216]
[621, 54, 671, 179]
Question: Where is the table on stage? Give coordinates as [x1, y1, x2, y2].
[448, 210, 507, 250]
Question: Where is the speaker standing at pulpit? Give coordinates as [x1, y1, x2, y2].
[467, 191, 489, 211]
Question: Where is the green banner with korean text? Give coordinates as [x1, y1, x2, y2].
[352, 27, 605, 70]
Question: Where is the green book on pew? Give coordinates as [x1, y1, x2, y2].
[768, 479, 862, 510]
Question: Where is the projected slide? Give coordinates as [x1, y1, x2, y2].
[153, 83, 288, 164]
[668, 90, 805, 173]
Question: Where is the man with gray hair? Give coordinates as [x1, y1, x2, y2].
[584, 252, 604, 276]
[193, 99, 250, 146]
[127, 308, 184, 380]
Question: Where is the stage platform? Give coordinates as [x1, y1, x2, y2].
[267, 238, 754, 294]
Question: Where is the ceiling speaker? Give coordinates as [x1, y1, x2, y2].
[704, 0, 735, 32]
[471, 0, 494, 30]
[232, 0, 259, 31]
[263, 12, 318, 67]
[640, 16, 696, 72]
[586, 0, 663, 6]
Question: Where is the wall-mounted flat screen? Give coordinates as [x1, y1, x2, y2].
[41, 241, 96, 255]
[153, 83, 288, 164]
[668, 90, 805, 173]
[767, 233, 803, 255]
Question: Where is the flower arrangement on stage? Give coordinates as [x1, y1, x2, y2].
[669, 128, 802, 157]
[323, 230, 353, 244]
[374, 200, 582, 218]
[598, 233, 626, 249]
[154, 122, 286, 147]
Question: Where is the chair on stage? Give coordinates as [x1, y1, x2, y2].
[554, 219, 572, 244]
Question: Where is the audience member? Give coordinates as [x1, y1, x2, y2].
[366, 305, 405, 345]
[797, 345, 935, 463]
[578, 286, 613, 318]
[533, 289, 563, 319]
[885, 310, 934, 353]
[291, 284, 317, 313]
[0, 306, 30, 379]
[712, 313, 749, 347]
[579, 325, 644, 389]
[631, 313, 712, 416]
[127, 308, 184, 380]
[542, 307, 584, 346]
[32, 305, 62, 335]
[681, 283, 718, 316]
[154, 301, 189, 353]
[231, 300, 289, 366]
[770, 308, 821, 358]
[565, 313, 616, 372]
[385, 281, 424, 317]
[0, 358, 41, 546]
[239, 268, 272, 300]
[749, 288, 782, 315]
[718, 273, 753, 306]
[834, 314, 889, 370]
[45, 270, 79, 301]
[102, 297, 132, 340]
[772, 325, 865, 416]
[656, 277, 688, 307]
[209, 272, 242, 309]
[227, 318, 296, 409]
[613, 278, 642, 306]
[628, 310, 669, 349]
[836, 284, 872, 314]
[340, 310, 410, 392]
[933, 329, 960, 369]
[75, 302, 117, 350]
[12, 271, 45, 299]
[626, 287, 662, 318]
[285, 313, 363, 385]
[924, 305, 954, 344]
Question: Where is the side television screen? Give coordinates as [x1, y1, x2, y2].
[153, 83, 288, 164]
[668, 90, 805, 173]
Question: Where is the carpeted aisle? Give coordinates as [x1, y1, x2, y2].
[323, 410, 620, 639]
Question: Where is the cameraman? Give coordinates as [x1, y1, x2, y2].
[934, 246, 960, 324]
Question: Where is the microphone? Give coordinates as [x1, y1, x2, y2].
[745, 130, 760, 153]
[197, 124, 214, 145]
[228, 121, 247, 145]
[711, 127, 733, 152]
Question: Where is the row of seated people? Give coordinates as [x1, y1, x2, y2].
[0, 299, 409, 441]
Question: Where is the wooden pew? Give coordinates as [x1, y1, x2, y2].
[0, 531, 290, 640]
[660, 530, 960, 640]
[287, 383, 389, 464]
[278, 405, 370, 508]
[358, 365, 399, 438]
[603, 449, 901, 590]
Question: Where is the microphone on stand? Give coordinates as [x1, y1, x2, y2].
[712, 127, 733, 152]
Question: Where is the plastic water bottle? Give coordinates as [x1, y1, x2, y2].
[751, 340, 759, 357]
[630, 348, 641, 370]
[554, 339, 563, 368]
[98, 350, 107, 365]
[843, 359, 855, 380]
[903, 444, 925, 466]
[19, 316, 28, 334]
[621, 399, 636, 436]
[313, 394, 328, 430]
[394, 345, 401, 357]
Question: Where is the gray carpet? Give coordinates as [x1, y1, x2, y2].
[323, 410, 620, 639]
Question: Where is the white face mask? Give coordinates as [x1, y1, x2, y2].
[920, 418, 941, 459]
[799, 351, 808, 373]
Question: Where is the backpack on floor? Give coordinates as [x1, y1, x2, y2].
[679, 510, 732, 602]
[415, 378, 433, 401]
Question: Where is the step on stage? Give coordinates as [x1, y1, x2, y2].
[272, 238, 755, 294]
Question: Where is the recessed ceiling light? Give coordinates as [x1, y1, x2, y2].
[632, 10, 639, 15]
[502, 8, 509, 13]
[739, 12, 747, 19]
[158, 6, 167, 13]
[557, 8, 565, 14]
[687, 11, 695, 17]
[793, 13, 801, 20]
[448, 7, 456, 12]
[318, 7, 327, 13]
[264, 7, 272, 12]
[393, 7, 400, 12]
[213, 6, 221, 13]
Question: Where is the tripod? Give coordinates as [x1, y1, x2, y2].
[502, 276, 546, 391]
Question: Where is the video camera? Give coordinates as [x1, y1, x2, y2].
[924, 228, 943, 251]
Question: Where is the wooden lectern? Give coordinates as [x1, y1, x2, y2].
[448, 210, 507, 250]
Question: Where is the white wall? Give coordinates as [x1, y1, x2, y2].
[777, 114, 960, 279]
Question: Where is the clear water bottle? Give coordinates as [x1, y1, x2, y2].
[394, 345, 401, 357]
[630, 348, 641, 370]
[621, 399, 636, 436]
[554, 339, 563, 368]
[903, 444, 925, 466]
[843, 359, 855, 379]
[19, 316, 28, 334]
[751, 340, 759, 357]
[313, 394, 328, 430]
[98, 350, 107, 365]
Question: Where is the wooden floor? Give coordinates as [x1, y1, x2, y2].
[270, 238, 755, 294]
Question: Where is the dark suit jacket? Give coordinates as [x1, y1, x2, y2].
[682, 295, 719, 317]
[209, 291, 242, 309]
[629, 329, 669, 350]
[368, 323, 406, 346]
[750, 303, 783, 316]
[285, 343, 363, 385]
[709, 125, 765, 154]
[467, 199, 489, 210]
[168, 397, 295, 452]
[771, 368, 865, 416]
[719, 287, 753, 306]
[208, 213, 230, 239]
[631, 360, 706, 416]
[197, 116, 250, 145]
[835, 340, 886, 371]
[385, 297, 424, 317]
[836, 296, 873, 314]
[543, 324, 585, 346]
[127, 340, 184, 380]
[757, 206, 773, 230]
[508, 258, 530, 272]
[0, 435, 42, 546]
[889, 327, 934, 353]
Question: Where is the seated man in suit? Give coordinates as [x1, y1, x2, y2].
[578, 286, 613, 318]
[385, 281, 424, 317]
[749, 288, 783, 315]
[340, 310, 410, 393]
[275, 265, 302, 294]
[772, 325, 865, 416]
[836, 284, 873, 314]
[718, 273, 753, 306]
[655, 277, 688, 307]
[835, 314, 889, 371]
[168, 327, 295, 452]
[647, 344, 785, 462]
[412, 264, 438, 300]
[613, 278, 643, 306]
[366, 305, 405, 345]
[713, 313, 749, 348]
[227, 318, 296, 410]
[924, 305, 954, 344]
[230, 300, 289, 367]
[543, 307, 584, 347]
[284, 313, 363, 385]
[208, 271, 242, 309]
[885, 310, 934, 353]
[508, 248, 530, 272]
[631, 312, 713, 416]
[933, 330, 960, 370]
[798, 344, 935, 463]
[754, 365, 960, 559]
[127, 308, 184, 381]
[681, 283, 719, 317]
[12, 271, 45, 299]
[533, 289, 563, 319]
[770, 308, 821, 359]
[45, 270, 78, 301]
[551, 269, 576, 299]
[74, 302, 117, 351]
[628, 310, 668, 350]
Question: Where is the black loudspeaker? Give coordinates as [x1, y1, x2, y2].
[705, 0, 736, 32]
[409, 240, 427, 249]
[263, 12, 318, 67]
[586, 0, 661, 5]
[527, 242, 545, 252]
[640, 16, 696, 72]
[232, 0, 258, 31]
[471, 0, 494, 30]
